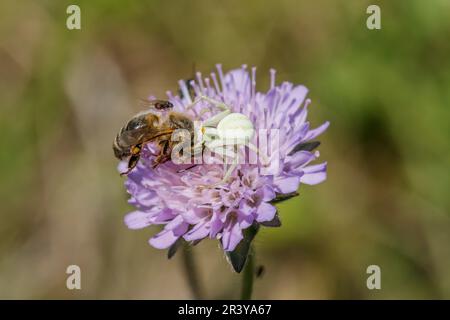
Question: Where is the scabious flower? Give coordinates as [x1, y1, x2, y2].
[122, 65, 329, 254]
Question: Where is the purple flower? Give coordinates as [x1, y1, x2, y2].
[122, 65, 329, 252]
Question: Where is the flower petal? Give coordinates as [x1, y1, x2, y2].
[238, 214, 254, 229]
[274, 175, 301, 194]
[261, 185, 276, 202]
[256, 202, 277, 223]
[149, 229, 180, 249]
[210, 212, 224, 238]
[303, 121, 329, 141]
[221, 221, 244, 252]
[239, 200, 255, 216]
[288, 151, 317, 169]
[300, 162, 327, 185]
[124, 209, 157, 230]
[184, 220, 210, 241]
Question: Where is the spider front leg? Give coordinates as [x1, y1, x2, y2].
[197, 95, 230, 111]
[185, 95, 232, 124]
[202, 109, 231, 127]
[247, 142, 270, 166]
[185, 94, 230, 112]
[152, 140, 172, 169]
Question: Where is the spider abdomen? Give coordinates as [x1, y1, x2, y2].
[217, 113, 255, 142]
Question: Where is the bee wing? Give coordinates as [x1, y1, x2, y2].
[121, 127, 174, 146]
[138, 99, 158, 109]
[118, 128, 149, 145]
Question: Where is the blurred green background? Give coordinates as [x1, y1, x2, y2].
[0, 0, 449, 299]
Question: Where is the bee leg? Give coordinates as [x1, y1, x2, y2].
[177, 164, 198, 173]
[160, 139, 170, 155]
[151, 154, 170, 169]
[150, 140, 170, 169]
[176, 142, 204, 173]
[120, 154, 141, 176]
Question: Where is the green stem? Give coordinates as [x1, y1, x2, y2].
[181, 244, 203, 299]
[240, 245, 255, 300]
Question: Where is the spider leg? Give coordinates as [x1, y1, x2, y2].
[247, 142, 269, 165]
[202, 110, 231, 127]
[202, 127, 220, 141]
[185, 94, 231, 114]
[185, 95, 234, 129]
[196, 95, 230, 111]
[208, 154, 239, 187]
[184, 96, 202, 111]
[205, 142, 237, 160]
[219, 162, 238, 184]
[204, 136, 249, 151]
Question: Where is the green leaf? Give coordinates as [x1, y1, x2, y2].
[260, 213, 282, 227]
[167, 237, 183, 259]
[288, 141, 320, 155]
[270, 192, 299, 204]
[225, 223, 259, 273]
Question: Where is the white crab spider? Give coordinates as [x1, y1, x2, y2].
[186, 95, 262, 184]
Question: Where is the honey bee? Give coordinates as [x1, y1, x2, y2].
[113, 99, 194, 175]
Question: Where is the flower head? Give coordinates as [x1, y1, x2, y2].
[122, 65, 329, 254]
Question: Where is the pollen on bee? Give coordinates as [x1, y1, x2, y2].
[131, 146, 141, 155]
